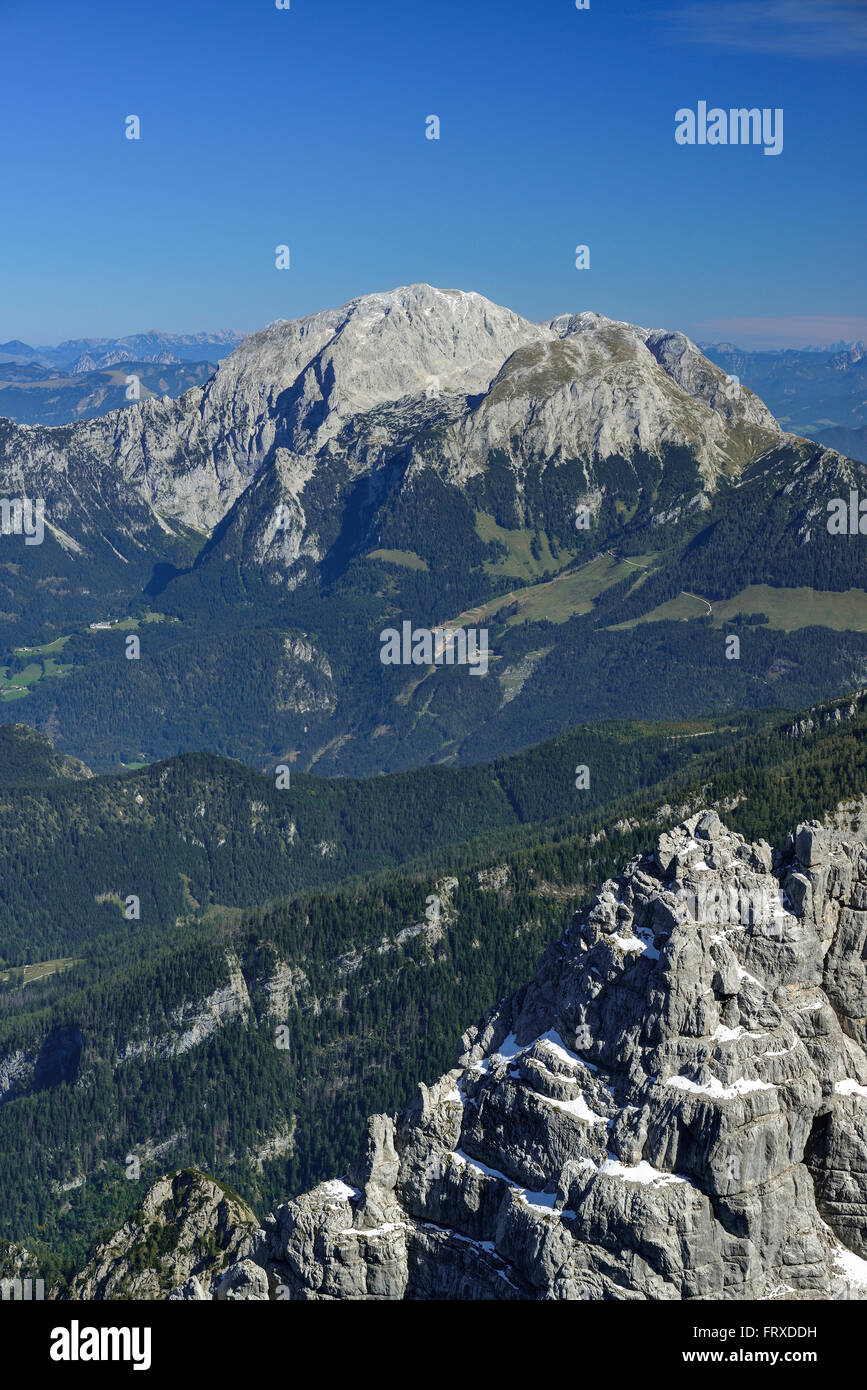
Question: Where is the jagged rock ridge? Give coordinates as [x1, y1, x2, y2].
[147, 810, 867, 1301]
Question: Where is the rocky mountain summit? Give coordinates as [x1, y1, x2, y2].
[2, 284, 860, 765]
[0, 285, 780, 575]
[71, 810, 867, 1300]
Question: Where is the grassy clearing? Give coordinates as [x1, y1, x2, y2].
[13, 634, 72, 656]
[364, 549, 429, 571]
[610, 592, 711, 629]
[711, 585, 867, 632]
[91, 611, 174, 632]
[449, 551, 657, 630]
[2, 613, 173, 699]
[474, 512, 561, 581]
[0, 956, 77, 986]
[1, 656, 73, 701]
[613, 583, 867, 634]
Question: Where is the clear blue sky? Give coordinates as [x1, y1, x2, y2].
[1, 0, 864, 347]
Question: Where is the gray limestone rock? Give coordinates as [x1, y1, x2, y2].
[69, 1170, 258, 1300]
[73, 813, 867, 1301]
[215, 1259, 270, 1301]
[243, 813, 867, 1300]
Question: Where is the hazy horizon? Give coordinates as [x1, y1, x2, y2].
[1, 0, 863, 347]
[5, 288, 867, 357]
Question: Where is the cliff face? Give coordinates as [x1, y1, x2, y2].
[0, 285, 782, 611]
[71, 811, 867, 1300]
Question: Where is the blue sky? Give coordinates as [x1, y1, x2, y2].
[1, 0, 864, 347]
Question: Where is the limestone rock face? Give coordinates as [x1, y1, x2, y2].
[68, 1170, 258, 1301]
[0, 285, 783, 594]
[215, 1259, 270, 1301]
[68, 813, 867, 1301]
[440, 321, 777, 497]
[243, 813, 867, 1300]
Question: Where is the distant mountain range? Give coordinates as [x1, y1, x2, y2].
[699, 342, 867, 460]
[0, 329, 243, 372]
[700, 339, 866, 355]
[0, 359, 220, 427]
[0, 332, 243, 427]
[4, 327, 863, 462]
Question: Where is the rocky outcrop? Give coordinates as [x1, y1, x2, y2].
[0, 1027, 85, 1103]
[68, 811, 867, 1301]
[0, 724, 92, 786]
[114, 951, 251, 1063]
[230, 811, 867, 1300]
[68, 1171, 258, 1301]
[0, 1049, 33, 1102]
[787, 701, 859, 740]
